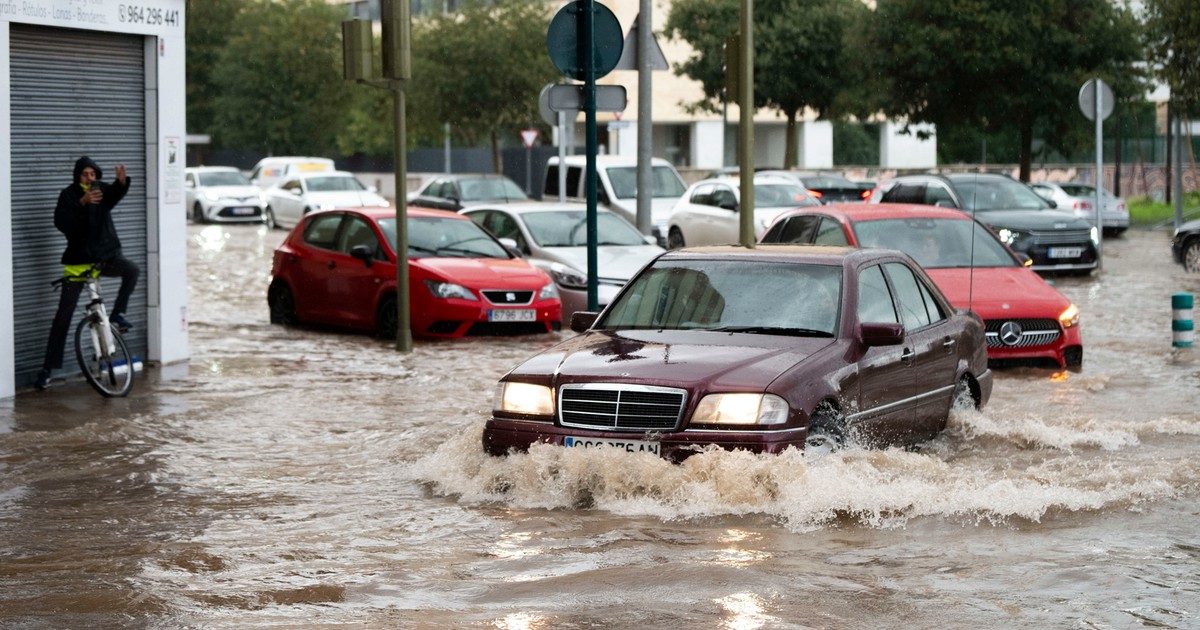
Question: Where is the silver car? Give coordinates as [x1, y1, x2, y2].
[461, 202, 664, 320]
[185, 166, 268, 224]
[1030, 181, 1129, 235]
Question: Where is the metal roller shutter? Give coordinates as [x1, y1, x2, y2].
[10, 25, 148, 387]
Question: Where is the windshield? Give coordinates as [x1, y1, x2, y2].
[600, 259, 842, 336]
[198, 171, 251, 187]
[606, 165, 687, 199]
[800, 175, 857, 188]
[853, 218, 1016, 268]
[948, 176, 1050, 211]
[379, 217, 508, 259]
[306, 176, 366, 193]
[458, 177, 529, 202]
[755, 183, 821, 207]
[522, 211, 647, 247]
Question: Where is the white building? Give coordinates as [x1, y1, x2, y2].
[1, 1, 189, 397]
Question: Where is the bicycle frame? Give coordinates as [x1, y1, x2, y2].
[82, 277, 115, 362]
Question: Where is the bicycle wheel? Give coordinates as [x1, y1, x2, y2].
[74, 318, 135, 397]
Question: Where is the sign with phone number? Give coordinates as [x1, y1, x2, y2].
[118, 4, 179, 25]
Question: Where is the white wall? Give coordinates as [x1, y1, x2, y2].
[611, 121, 637, 157]
[880, 121, 937, 169]
[0, 23, 12, 398]
[798, 121, 833, 169]
[690, 121, 724, 170]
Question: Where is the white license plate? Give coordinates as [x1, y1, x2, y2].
[1048, 247, 1084, 259]
[563, 436, 661, 455]
[230, 207, 256, 215]
[488, 309, 535, 322]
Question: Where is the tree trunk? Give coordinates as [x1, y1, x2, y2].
[784, 110, 798, 169]
[491, 130, 503, 174]
[1018, 116, 1033, 182]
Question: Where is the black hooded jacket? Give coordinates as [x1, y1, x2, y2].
[55, 156, 132, 264]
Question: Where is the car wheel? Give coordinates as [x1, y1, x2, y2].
[375, 295, 398, 340]
[1104, 227, 1126, 238]
[268, 282, 297, 325]
[804, 403, 845, 453]
[192, 202, 206, 224]
[951, 376, 978, 411]
[1185, 238, 1200, 273]
[264, 206, 277, 230]
[667, 227, 685, 250]
[1064, 346, 1083, 372]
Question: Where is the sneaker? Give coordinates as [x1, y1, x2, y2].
[111, 314, 133, 333]
[34, 369, 51, 391]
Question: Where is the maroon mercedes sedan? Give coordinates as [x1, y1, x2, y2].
[483, 246, 992, 461]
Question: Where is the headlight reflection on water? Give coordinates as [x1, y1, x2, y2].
[715, 592, 778, 630]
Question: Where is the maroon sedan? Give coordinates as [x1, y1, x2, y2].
[483, 246, 992, 460]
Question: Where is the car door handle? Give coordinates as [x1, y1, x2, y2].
[901, 348, 916, 366]
[327, 261, 336, 270]
[942, 338, 956, 349]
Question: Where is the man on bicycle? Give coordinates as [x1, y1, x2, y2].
[35, 157, 137, 390]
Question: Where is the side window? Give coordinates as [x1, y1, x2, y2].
[490, 212, 527, 251]
[303, 214, 344, 250]
[565, 167, 583, 198]
[544, 166, 560, 197]
[185, 173, 195, 187]
[710, 187, 737, 210]
[917, 277, 946, 324]
[336, 216, 381, 258]
[280, 179, 300, 192]
[858, 265, 899, 325]
[774, 216, 819, 244]
[690, 184, 714, 206]
[813, 218, 849, 245]
[881, 183, 926, 205]
[465, 210, 489, 230]
[884, 262, 932, 330]
[924, 184, 956, 207]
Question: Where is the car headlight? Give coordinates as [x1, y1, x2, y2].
[201, 190, 219, 202]
[1090, 226, 1099, 244]
[692, 393, 789, 426]
[997, 228, 1023, 246]
[538, 281, 559, 300]
[494, 381, 554, 415]
[549, 262, 588, 290]
[1058, 303, 1080, 328]
[425, 280, 477, 301]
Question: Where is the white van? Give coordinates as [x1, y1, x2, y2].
[249, 156, 335, 189]
[542, 155, 687, 245]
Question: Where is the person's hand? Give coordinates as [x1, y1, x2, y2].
[115, 164, 127, 184]
[81, 187, 103, 205]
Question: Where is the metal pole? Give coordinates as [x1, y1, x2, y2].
[1175, 113, 1185, 230]
[525, 145, 532, 195]
[737, 0, 754, 246]
[444, 122, 451, 173]
[584, 0, 599, 310]
[394, 86, 412, 352]
[1093, 79, 1104, 271]
[635, 11, 652, 236]
[558, 111, 567, 203]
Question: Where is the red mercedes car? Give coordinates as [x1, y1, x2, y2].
[268, 207, 561, 338]
[484, 246, 991, 460]
[761, 204, 1083, 369]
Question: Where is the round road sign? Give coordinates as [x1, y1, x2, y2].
[1078, 79, 1114, 122]
[546, 0, 624, 81]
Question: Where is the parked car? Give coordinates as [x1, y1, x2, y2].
[542, 155, 688, 245]
[759, 170, 874, 203]
[482, 245, 991, 460]
[666, 175, 821, 248]
[462, 202, 664, 321]
[249, 156, 335, 190]
[410, 173, 529, 211]
[184, 166, 267, 224]
[868, 173, 1100, 274]
[762, 204, 1084, 369]
[268, 207, 561, 339]
[263, 171, 389, 230]
[1029, 181, 1130, 236]
[1173, 219, 1200, 272]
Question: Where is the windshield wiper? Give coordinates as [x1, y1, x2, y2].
[407, 244, 438, 255]
[703, 325, 834, 337]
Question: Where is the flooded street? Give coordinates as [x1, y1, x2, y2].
[2, 224, 1199, 627]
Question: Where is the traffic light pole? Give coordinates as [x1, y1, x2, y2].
[584, 0, 599, 311]
[738, 0, 754, 246]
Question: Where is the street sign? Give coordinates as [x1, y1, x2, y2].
[547, 83, 627, 112]
[607, 120, 631, 130]
[520, 128, 540, 148]
[538, 83, 559, 126]
[546, 0, 624, 81]
[1078, 79, 1114, 121]
[614, 15, 669, 71]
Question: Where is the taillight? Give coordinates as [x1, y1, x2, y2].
[807, 189, 823, 199]
[1073, 201, 1092, 210]
[860, 189, 871, 199]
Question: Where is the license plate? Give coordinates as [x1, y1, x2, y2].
[1048, 247, 1084, 259]
[563, 436, 661, 455]
[231, 207, 256, 215]
[488, 309, 535, 322]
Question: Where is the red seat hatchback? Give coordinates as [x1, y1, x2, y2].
[761, 204, 1083, 370]
[268, 207, 561, 338]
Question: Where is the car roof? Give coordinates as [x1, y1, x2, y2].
[255, 156, 333, 163]
[462, 201, 610, 214]
[430, 173, 515, 181]
[661, 244, 893, 267]
[186, 166, 240, 173]
[352, 206, 465, 221]
[795, 203, 973, 223]
[550, 155, 671, 166]
[292, 170, 356, 180]
[687, 174, 800, 188]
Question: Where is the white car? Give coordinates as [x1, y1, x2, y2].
[249, 156, 335, 190]
[264, 171, 389, 230]
[185, 167, 268, 224]
[666, 175, 822, 248]
[461, 202, 663, 320]
[1030, 181, 1129, 235]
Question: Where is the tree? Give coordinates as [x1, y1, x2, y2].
[1144, 0, 1200, 114]
[185, 0, 243, 139]
[664, 0, 868, 167]
[211, 0, 350, 155]
[864, 0, 1145, 181]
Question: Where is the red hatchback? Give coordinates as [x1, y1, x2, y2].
[761, 204, 1083, 369]
[268, 207, 561, 338]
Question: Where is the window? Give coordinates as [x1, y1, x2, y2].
[185, 173, 195, 187]
[881, 183, 926, 205]
[884, 263, 932, 330]
[690, 184, 714, 206]
[767, 216, 818, 244]
[280, 179, 299, 191]
[336, 216, 381, 258]
[544, 166, 561, 197]
[303, 214, 344, 250]
[858, 265, 898, 324]
[917, 278, 945, 324]
[813, 218, 849, 245]
[710, 187, 737, 210]
[565, 167, 583, 198]
[925, 184, 956, 207]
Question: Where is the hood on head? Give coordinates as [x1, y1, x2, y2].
[74, 156, 102, 183]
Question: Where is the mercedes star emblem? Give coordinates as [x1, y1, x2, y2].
[998, 321, 1023, 346]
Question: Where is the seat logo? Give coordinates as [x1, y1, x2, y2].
[506, 292, 516, 302]
[999, 321, 1023, 346]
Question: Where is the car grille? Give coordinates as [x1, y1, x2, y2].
[1028, 229, 1091, 245]
[559, 384, 686, 432]
[985, 318, 1061, 348]
[482, 290, 533, 305]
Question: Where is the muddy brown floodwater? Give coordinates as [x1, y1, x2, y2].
[2, 224, 1198, 628]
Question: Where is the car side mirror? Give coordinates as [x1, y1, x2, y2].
[860, 322, 904, 347]
[349, 244, 375, 267]
[1046, 199, 1057, 209]
[498, 237, 522, 257]
[933, 200, 956, 208]
[570, 311, 599, 333]
[288, 187, 302, 196]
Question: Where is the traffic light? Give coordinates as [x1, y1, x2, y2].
[341, 19, 375, 82]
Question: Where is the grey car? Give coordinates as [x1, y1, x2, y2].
[461, 202, 664, 321]
[1030, 181, 1129, 236]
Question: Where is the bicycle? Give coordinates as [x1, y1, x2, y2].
[51, 262, 136, 397]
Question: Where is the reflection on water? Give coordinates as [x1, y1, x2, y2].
[716, 592, 776, 630]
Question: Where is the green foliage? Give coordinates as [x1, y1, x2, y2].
[832, 122, 879, 166]
[185, 0, 242, 136]
[211, 0, 349, 154]
[1144, 0, 1200, 114]
[1128, 191, 1200, 226]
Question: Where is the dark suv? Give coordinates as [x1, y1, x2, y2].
[869, 173, 1099, 273]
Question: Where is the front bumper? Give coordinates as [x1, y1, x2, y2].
[411, 298, 562, 338]
[203, 201, 267, 223]
[984, 320, 1082, 368]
